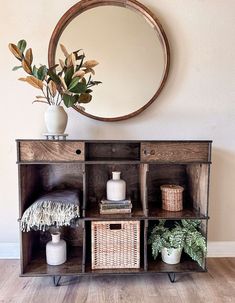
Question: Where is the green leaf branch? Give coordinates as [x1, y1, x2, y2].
[9, 40, 102, 108]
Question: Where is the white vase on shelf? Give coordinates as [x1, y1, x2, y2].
[46, 232, 67, 265]
[107, 171, 126, 201]
[44, 105, 68, 134]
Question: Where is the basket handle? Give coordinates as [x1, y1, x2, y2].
[109, 223, 122, 230]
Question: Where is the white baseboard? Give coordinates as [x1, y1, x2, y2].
[0, 241, 235, 259]
[0, 243, 20, 259]
[207, 241, 235, 257]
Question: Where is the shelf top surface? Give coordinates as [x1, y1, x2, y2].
[16, 139, 213, 143]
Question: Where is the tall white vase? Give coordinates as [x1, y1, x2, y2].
[44, 105, 68, 134]
[107, 171, 126, 201]
[46, 232, 67, 265]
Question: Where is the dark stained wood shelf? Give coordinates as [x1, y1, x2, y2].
[148, 255, 206, 273]
[84, 206, 144, 220]
[85, 264, 146, 275]
[84, 207, 207, 220]
[22, 247, 83, 276]
[148, 208, 208, 220]
[17, 140, 211, 278]
[85, 159, 140, 164]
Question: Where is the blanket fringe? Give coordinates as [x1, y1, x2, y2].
[20, 200, 80, 232]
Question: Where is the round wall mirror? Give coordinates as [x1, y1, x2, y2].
[48, 0, 170, 121]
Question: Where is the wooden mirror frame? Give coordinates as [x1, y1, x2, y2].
[48, 0, 170, 122]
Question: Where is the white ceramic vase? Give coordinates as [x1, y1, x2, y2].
[107, 171, 126, 201]
[44, 105, 68, 134]
[46, 232, 67, 265]
[161, 247, 183, 265]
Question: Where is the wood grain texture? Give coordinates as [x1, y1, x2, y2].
[0, 259, 234, 303]
[19, 141, 85, 162]
[19, 165, 43, 274]
[85, 206, 144, 220]
[86, 142, 140, 161]
[186, 164, 210, 217]
[38, 163, 84, 193]
[141, 142, 210, 163]
[140, 164, 148, 216]
[148, 208, 207, 220]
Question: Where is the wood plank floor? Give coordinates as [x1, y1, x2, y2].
[0, 258, 234, 303]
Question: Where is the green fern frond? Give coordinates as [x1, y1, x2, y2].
[148, 219, 207, 266]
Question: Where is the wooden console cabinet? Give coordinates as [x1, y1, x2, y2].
[17, 140, 211, 280]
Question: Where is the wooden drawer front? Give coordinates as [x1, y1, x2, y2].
[141, 142, 210, 162]
[19, 141, 85, 162]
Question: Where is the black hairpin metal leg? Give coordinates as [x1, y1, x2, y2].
[168, 273, 176, 283]
[53, 276, 62, 287]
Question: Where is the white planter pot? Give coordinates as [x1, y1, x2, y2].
[161, 247, 183, 265]
[46, 232, 67, 265]
[44, 105, 68, 134]
[107, 171, 126, 201]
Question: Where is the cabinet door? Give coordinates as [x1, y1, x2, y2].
[19, 141, 85, 162]
[141, 142, 210, 163]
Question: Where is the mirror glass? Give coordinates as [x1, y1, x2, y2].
[52, 3, 169, 121]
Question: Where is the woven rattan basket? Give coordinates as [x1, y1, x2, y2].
[91, 220, 140, 269]
[160, 185, 184, 211]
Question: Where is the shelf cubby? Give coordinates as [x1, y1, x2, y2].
[85, 163, 143, 216]
[146, 163, 210, 218]
[85, 142, 140, 161]
[21, 224, 84, 276]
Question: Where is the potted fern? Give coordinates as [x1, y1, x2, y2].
[9, 39, 101, 134]
[148, 219, 207, 266]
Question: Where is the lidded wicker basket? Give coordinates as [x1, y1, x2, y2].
[91, 220, 140, 269]
[160, 185, 184, 212]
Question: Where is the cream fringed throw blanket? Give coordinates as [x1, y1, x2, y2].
[21, 190, 80, 232]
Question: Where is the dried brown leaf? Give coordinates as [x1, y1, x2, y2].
[83, 60, 99, 68]
[22, 59, 32, 74]
[66, 53, 76, 68]
[59, 59, 65, 69]
[59, 76, 67, 90]
[60, 44, 69, 58]
[24, 76, 43, 89]
[36, 96, 47, 99]
[32, 100, 48, 104]
[72, 70, 85, 79]
[84, 68, 95, 75]
[8, 43, 22, 60]
[25, 48, 33, 65]
[48, 80, 57, 97]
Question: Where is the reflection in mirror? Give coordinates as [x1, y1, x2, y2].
[50, 1, 170, 121]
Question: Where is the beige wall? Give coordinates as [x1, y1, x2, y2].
[0, 0, 235, 244]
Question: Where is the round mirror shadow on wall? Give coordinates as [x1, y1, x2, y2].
[48, 0, 170, 121]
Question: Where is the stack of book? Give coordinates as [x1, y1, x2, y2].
[99, 198, 132, 214]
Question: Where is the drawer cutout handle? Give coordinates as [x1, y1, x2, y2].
[144, 149, 156, 156]
[76, 149, 81, 155]
[109, 224, 122, 230]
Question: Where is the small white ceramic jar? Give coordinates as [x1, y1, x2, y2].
[107, 171, 126, 201]
[46, 232, 67, 265]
